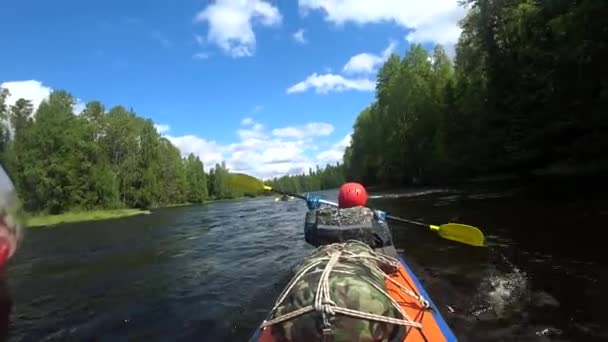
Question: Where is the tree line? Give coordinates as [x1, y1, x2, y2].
[0, 88, 237, 215]
[344, 0, 608, 185]
[266, 163, 345, 194]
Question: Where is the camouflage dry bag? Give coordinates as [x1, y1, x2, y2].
[260, 241, 411, 342]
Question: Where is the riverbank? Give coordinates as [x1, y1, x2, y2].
[27, 209, 151, 228]
[25, 198, 248, 228]
[160, 203, 192, 208]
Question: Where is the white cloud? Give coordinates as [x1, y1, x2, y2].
[241, 117, 254, 125]
[192, 52, 209, 60]
[225, 135, 315, 179]
[166, 134, 225, 170]
[73, 99, 86, 115]
[166, 119, 348, 179]
[1, 80, 52, 112]
[1, 80, 86, 115]
[298, 0, 467, 46]
[316, 134, 351, 164]
[237, 119, 265, 139]
[343, 41, 396, 74]
[293, 28, 307, 44]
[154, 124, 170, 134]
[286, 72, 375, 94]
[195, 0, 282, 58]
[404, 5, 465, 46]
[272, 122, 334, 139]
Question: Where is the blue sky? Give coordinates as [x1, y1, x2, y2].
[0, 0, 467, 179]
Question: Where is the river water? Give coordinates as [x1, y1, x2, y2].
[2, 180, 607, 341]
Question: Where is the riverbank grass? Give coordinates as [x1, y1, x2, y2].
[27, 209, 151, 228]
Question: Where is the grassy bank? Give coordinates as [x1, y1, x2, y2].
[159, 203, 192, 208]
[27, 209, 151, 228]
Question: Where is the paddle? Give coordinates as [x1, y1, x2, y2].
[227, 173, 308, 200]
[227, 173, 485, 247]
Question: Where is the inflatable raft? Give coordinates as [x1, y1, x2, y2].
[249, 206, 458, 342]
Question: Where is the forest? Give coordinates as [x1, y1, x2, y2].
[0, 89, 228, 214]
[0, 88, 345, 215]
[343, 0, 608, 185]
[266, 163, 345, 194]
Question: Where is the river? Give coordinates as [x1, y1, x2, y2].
[2, 180, 607, 341]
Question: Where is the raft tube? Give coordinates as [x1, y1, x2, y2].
[249, 254, 458, 342]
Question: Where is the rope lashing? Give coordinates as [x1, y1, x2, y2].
[261, 240, 428, 331]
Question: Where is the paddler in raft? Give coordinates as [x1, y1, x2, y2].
[303, 182, 396, 256]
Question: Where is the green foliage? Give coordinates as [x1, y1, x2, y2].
[0, 88, 234, 215]
[345, 0, 608, 184]
[207, 162, 235, 199]
[266, 163, 346, 193]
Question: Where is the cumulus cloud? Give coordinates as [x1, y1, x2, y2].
[287, 42, 396, 94]
[1, 80, 52, 112]
[195, 0, 282, 58]
[272, 122, 334, 138]
[237, 121, 265, 140]
[343, 41, 396, 74]
[316, 134, 351, 164]
[225, 134, 315, 179]
[286, 73, 375, 94]
[293, 28, 307, 44]
[166, 134, 225, 170]
[1, 80, 85, 115]
[298, 0, 467, 46]
[73, 99, 86, 114]
[241, 117, 254, 125]
[154, 124, 171, 134]
[167, 119, 348, 179]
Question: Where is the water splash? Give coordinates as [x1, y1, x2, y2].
[470, 254, 529, 320]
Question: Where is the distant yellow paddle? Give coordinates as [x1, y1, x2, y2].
[227, 173, 485, 247]
[227, 173, 307, 200]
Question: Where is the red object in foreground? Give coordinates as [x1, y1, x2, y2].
[0, 238, 9, 270]
[338, 182, 368, 208]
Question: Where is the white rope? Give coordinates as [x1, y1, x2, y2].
[385, 272, 431, 309]
[261, 241, 429, 332]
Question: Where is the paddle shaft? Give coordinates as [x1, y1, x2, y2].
[269, 187, 432, 229]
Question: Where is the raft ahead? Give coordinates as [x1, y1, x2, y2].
[249, 206, 458, 342]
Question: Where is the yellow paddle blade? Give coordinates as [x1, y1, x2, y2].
[433, 223, 485, 247]
[227, 173, 271, 194]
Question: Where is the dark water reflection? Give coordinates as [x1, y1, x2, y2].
[3, 181, 607, 341]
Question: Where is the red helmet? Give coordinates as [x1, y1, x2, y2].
[338, 182, 368, 208]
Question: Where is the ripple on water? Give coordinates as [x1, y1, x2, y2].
[4, 190, 607, 341]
